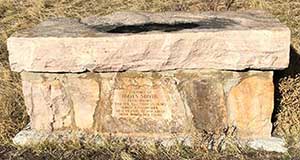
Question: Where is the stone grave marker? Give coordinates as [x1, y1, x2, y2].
[7, 10, 290, 152]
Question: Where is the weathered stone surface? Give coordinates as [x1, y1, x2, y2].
[245, 137, 288, 153]
[20, 69, 273, 139]
[21, 73, 100, 131]
[176, 71, 227, 133]
[227, 74, 274, 139]
[97, 72, 192, 136]
[8, 10, 290, 72]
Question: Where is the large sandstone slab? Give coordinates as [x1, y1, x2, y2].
[21, 69, 273, 139]
[8, 10, 290, 72]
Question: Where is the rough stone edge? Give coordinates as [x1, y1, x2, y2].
[7, 10, 291, 73]
[241, 137, 288, 153]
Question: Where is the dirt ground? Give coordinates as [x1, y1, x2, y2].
[0, 0, 300, 159]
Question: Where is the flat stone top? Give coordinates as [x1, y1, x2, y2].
[13, 10, 287, 37]
[8, 10, 290, 72]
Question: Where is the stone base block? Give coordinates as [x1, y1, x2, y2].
[20, 69, 274, 141]
[244, 137, 287, 153]
[13, 129, 287, 153]
[13, 128, 192, 147]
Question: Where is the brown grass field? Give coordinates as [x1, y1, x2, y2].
[0, 0, 300, 159]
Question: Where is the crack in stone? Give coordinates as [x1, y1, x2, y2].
[92, 74, 102, 132]
[49, 104, 55, 132]
[62, 75, 77, 129]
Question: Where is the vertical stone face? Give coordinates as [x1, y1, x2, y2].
[20, 70, 274, 139]
[227, 74, 274, 139]
[21, 73, 100, 131]
[67, 78, 99, 129]
[22, 80, 55, 131]
[22, 75, 74, 131]
[97, 72, 193, 136]
[176, 71, 227, 133]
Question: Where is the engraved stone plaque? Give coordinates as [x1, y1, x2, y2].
[98, 72, 192, 135]
[111, 77, 172, 119]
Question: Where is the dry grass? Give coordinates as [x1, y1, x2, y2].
[0, 140, 288, 160]
[264, 0, 300, 143]
[0, 0, 300, 159]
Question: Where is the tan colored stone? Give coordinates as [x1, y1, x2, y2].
[21, 72, 100, 131]
[227, 74, 274, 139]
[97, 72, 193, 136]
[22, 79, 55, 131]
[20, 70, 274, 139]
[8, 11, 290, 73]
[67, 78, 99, 129]
[176, 71, 227, 133]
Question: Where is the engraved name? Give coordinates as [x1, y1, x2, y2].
[112, 88, 168, 118]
